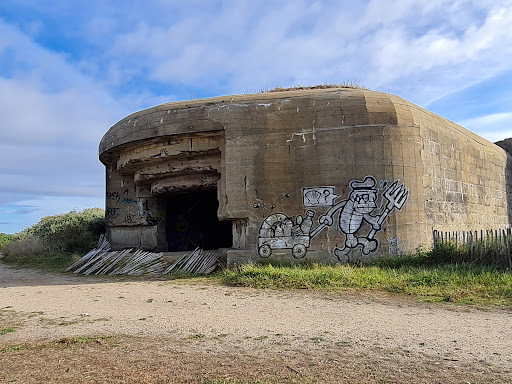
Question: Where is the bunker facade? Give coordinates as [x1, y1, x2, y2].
[99, 88, 512, 264]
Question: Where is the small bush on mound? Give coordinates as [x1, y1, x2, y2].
[3, 208, 105, 270]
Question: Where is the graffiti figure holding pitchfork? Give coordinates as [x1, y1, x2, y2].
[318, 176, 409, 261]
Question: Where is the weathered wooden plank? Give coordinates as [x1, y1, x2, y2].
[66, 248, 98, 272]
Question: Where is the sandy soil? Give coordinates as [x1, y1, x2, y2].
[1, 262, 511, 381]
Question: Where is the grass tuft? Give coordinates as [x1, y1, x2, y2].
[0, 345, 24, 353]
[0, 327, 16, 335]
[188, 333, 206, 339]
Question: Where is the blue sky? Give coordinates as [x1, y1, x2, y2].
[1, 0, 512, 234]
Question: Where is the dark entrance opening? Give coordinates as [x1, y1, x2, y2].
[166, 190, 232, 252]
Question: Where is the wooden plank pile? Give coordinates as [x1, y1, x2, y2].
[163, 247, 219, 275]
[66, 236, 220, 276]
[66, 234, 167, 276]
[65, 234, 111, 274]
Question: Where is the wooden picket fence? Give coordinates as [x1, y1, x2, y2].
[433, 229, 512, 268]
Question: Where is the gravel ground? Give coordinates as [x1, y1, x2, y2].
[1, 262, 511, 372]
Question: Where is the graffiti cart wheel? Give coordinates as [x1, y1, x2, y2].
[292, 244, 307, 259]
[258, 244, 272, 258]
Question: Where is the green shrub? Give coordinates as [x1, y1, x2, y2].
[3, 208, 105, 270]
[0, 233, 15, 249]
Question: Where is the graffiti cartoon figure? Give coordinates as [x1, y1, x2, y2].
[319, 176, 382, 259]
[319, 176, 409, 261]
[257, 175, 409, 261]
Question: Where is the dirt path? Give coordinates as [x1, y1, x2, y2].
[1, 262, 511, 380]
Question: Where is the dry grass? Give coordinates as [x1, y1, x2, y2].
[263, 82, 367, 93]
[1, 334, 509, 384]
[2, 236, 46, 256]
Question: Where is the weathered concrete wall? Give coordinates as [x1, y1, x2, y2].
[102, 133, 223, 251]
[218, 91, 423, 262]
[410, 104, 512, 232]
[99, 88, 512, 264]
[104, 164, 167, 250]
[495, 137, 512, 226]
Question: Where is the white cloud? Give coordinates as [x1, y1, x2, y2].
[362, 3, 512, 103]
[1, 0, 512, 232]
[0, 19, 127, 231]
[458, 113, 512, 142]
[0, 78, 117, 146]
[94, 0, 512, 108]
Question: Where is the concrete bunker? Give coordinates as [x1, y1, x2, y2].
[99, 129, 237, 254]
[99, 87, 512, 264]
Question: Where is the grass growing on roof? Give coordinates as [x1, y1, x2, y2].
[262, 82, 367, 92]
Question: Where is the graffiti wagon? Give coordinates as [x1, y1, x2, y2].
[257, 211, 316, 259]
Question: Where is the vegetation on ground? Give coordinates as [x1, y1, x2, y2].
[0, 326, 16, 335]
[432, 231, 512, 268]
[0, 334, 509, 384]
[218, 255, 512, 306]
[1, 208, 105, 271]
[2, 208, 512, 306]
